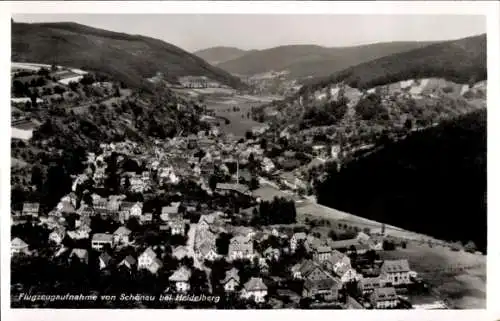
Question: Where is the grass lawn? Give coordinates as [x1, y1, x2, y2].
[379, 243, 486, 309]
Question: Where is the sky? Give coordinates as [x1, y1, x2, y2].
[12, 14, 486, 52]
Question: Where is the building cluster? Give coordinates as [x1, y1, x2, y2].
[12, 122, 421, 309]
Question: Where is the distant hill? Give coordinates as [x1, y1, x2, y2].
[316, 109, 486, 253]
[194, 46, 251, 65]
[216, 41, 435, 78]
[11, 22, 245, 89]
[301, 34, 486, 93]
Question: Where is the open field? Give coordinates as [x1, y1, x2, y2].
[206, 94, 270, 137]
[253, 185, 301, 202]
[380, 244, 486, 309]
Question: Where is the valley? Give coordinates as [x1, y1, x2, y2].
[9, 17, 487, 310]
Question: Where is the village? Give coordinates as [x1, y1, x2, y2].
[11, 118, 443, 309]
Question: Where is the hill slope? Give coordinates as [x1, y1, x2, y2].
[315, 109, 487, 252]
[301, 34, 486, 92]
[216, 41, 435, 78]
[194, 46, 251, 65]
[11, 22, 245, 89]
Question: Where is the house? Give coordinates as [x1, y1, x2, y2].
[290, 232, 307, 252]
[195, 237, 219, 262]
[356, 232, 371, 244]
[130, 177, 147, 193]
[228, 235, 255, 261]
[49, 228, 66, 245]
[67, 227, 90, 240]
[304, 236, 323, 253]
[172, 246, 189, 260]
[77, 205, 94, 218]
[22, 202, 39, 217]
[198, 213, 216, 230]
[91, 233, 114, 251]
[169, 266, 191, 293]
[302, 276, 341, 301]
[370, 287, 399, 309]
[313, 245, 332, 262]
[335, 264, 361, 284]
[240, 277, 267, 303]
[113, 226, 132, 245]
[120, 201, 142, 221]
[329, 238, 369, 254]
[141, 171, 151, 183]
[106, 198, 121, 214]
[170, 220, 186, 235]
[358, 277, 382, 295]
[291, 260, 330, 281]
[258, 257, 270, 273]
[221, 268, 240, 292]
[119, 255, 137, 270]
[160, 202, 180, 222]
[215, 183, 250, 196]
[141, 212, 153, 224]
[57, 200, 76, 215]
[11, 237, 29, 255]
[99, 252, 113, 270]
[93, 199, 108, 215]
[263, 247, 280, 261]
[280, 172, 306, 191]
[70, 248, 89, 264]
[232, 226, 256, 239]
[380, 259, 411, 286]
[138, 247, 163, 274]
[93, 167, 106, 185]
[323, 250, 351, 273]
[370, 239, 384, 251]
[261, 157, 275, 173]
[158, 167, 180, 185]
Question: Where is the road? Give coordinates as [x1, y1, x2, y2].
[186, 223, 201, 269]
[186, 223, 213, 293]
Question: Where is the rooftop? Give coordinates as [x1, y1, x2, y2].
[92, 233, 113, 242]
[381, 259, 410, 273]
[244, 277, 267, 291]
[371, 287, 398, 301]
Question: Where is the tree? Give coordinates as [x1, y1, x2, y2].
[464, 240, 477, 253]
[450, 241, 463, 251]
[404, 118, 413, 130]
[328, 230, 337, 240]
[31, 165, 44, 190]
[250, 177, 259, 191]
[54, 86, 65, 95]
[209, 175, 218, 191]
[12, 80, 25, 97]
[215, 233, 232, 255]
[114, 85, 121, 98]
[382, 240, 395, 251]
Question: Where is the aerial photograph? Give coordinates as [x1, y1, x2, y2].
[9, 13, 486, 309]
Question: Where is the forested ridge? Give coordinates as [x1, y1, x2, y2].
[316, 109, 486, 252]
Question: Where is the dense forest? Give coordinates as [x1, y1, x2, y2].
[299, 34, 486, 93]
[315, 109, 486, 252]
